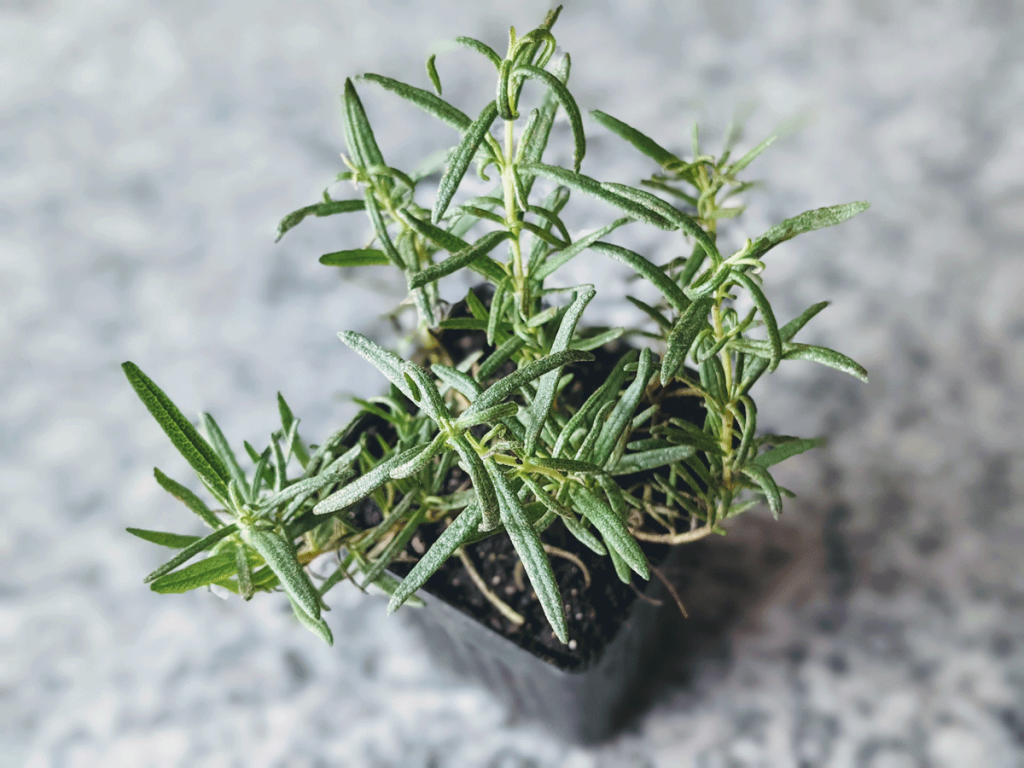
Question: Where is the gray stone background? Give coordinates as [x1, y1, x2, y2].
[3, 0, 1023, 765]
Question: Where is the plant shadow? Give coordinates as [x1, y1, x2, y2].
[607, 510, 834, 737]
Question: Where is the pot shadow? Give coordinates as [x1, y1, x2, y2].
[606, 505, 847, 737]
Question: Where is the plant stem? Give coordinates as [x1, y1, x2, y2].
[631, 524, 715, 545]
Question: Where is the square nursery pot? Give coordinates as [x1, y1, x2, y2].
[355, 318, 709, 744]
[392, 543, 695, 744]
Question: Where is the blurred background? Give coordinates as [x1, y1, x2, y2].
[3, 0, 1023, 765]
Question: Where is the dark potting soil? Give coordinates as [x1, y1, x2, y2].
[344, 292, 705, 670]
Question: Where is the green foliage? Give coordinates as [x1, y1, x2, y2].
[125, 6, 869, 647]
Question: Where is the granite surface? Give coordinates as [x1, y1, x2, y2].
[3, 0, 1023, 765]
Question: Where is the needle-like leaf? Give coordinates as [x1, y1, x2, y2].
[661, 295, 713, 381]
[361, 73, 471, 131]
[751, 437, 824, 468]
[465, 349, 594, 418]
[486, 463, 568, 643]
[592, 348, 653, 468]
[433, 101, 499, 223]
[388, 501, 483, 612]
[524, 286, 595, 454]
[519, 162, 674, 230]
[153, 468, 223, 529]
[740, 464, 783, 519]
[142, 524, 239, 584]
[337, 331, 415, 400]
[732, 271, 782, 372]
[748, 201, 870, 261]
[569, 483, 648, 579]
[276, 199, 366, 242]
[588, 242, 690, 314]
[313, 446, 422, 515]
[513, 64, 585, 171]
[319, 249, 391, 267]
[409, 231, 512, 289]
[612, 444, 696, 475]
[589, 109, 680, 168]
[123, 363, 231, 504]
[126, 528, 201, 549]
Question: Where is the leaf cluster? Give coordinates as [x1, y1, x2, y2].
[125, 6, 868, 646]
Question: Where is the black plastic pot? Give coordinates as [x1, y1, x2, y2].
[395, 545, 688, 744]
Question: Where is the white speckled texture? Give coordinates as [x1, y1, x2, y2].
[3, 0, 1023, 765]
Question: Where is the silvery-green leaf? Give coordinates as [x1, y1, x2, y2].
[600, 182, 720, 264]
[662, 296, 713, 381]
[588, 242, 690, 314]
[592, 348, 653, 468]
[740, 464, 783, 520]
[342, 78, 387, 173]
[513, 64, 584, 171]
[361, 73, 470, 131]
[439, 317, 488, 331]
[426, 54, 442, 95]
[401, 362, 449, 422]
[402, 212, 506, 283]
[126, 528, 200, 549]
[409, 230, 512, 289]
[476, 335, 525, 382]
[433, 101, 499, 223]
[235, 544, 254, 601]
[313, 446, 421, 515]
[466, 349, 594, 418]
[153, 468, 223, 529]
[288, 595, 334, 646]
[200, 413, 249, 503]
[518, 162, 673, 230]
[149, 550, 240, 594]
[337, 331, 415, 400]
[258, 464, 353, 510]
[275, 198, 365, 242]
[319, 249, 391, 267]
[589, 109, 679, 168]
[524, 286, 595, 454]
[276, 393, 310, 469]
[363, 190, 405, 269]
[732, 271, 781, 372]
[783, 344, 868, 383]
[432, 364, 482, 400]
[552, 349, 635, 459]
[450, 435, 499, 530]
[388, 501, 483, 612]
[242, 525, 322, 621]
[569, 483, 648, 579]
[736, 397, 757, 465]
[360, 505, 427, 588]
[749, 201, 870, 261]
[570, 327, 625, 351]
[123, 363, 231, 504]
[739, 301, 830, 394]
[486, 277, 510, 346]
[752, 437, 823, 468]
[454, 401, 518, 430]
[389, 433, 447, 480]
[729, 133, 776, 174]
[625, 295, 671, 330]
[612, 445, 696, 475]
[486, 462, 568, 644]
[454, 36, 502, 68]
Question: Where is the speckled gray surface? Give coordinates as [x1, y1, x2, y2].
[3, 0, 1024, 765]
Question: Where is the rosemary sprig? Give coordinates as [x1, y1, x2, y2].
[124, 5, 868, 646]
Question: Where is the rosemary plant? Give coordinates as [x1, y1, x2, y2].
[124, 7, 868, 647]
